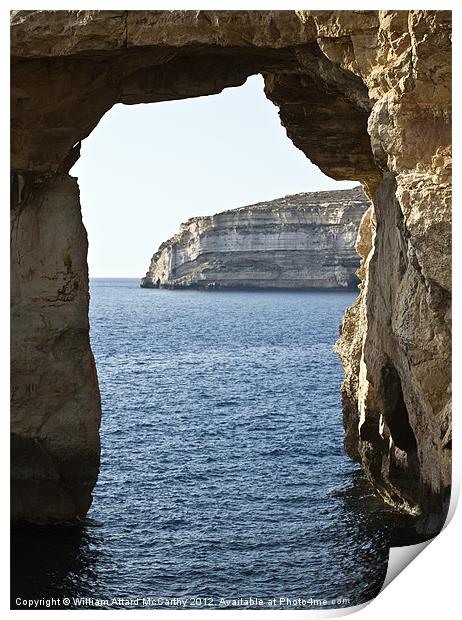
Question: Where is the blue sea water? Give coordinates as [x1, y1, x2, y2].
[12, 278, 415, 610]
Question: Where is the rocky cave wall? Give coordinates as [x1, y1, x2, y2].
[11, 10, 451, 530]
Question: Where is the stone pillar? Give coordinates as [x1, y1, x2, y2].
[11, 172, 100, 524]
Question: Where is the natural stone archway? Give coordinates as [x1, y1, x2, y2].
[11, 10, 451, 531]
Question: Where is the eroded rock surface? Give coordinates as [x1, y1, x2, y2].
[11, 10, 451, 530]
[141, 188, 369, 290]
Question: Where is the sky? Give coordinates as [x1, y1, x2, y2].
[71, 74, 358, 278]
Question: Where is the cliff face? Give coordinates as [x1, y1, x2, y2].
[141, 188, 369, 290]
[11, 11, 451, 530]
[336, 172, 452, 532]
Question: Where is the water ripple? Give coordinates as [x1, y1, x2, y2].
[12, 280, 418, 610]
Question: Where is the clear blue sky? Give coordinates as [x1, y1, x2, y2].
[71, 74, 358, 278]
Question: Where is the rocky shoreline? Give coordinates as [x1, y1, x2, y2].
[141, 187, 369, 291]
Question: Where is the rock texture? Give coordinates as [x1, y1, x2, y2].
[10, 174, 101, 524]
[141, 188, 369, 290]
[11, 10, 451, 531]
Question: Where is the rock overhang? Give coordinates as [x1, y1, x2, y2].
[10, 10, 451, 529]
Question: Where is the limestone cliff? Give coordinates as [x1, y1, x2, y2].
[141, 187, 369, 290]
[11, 10, 451, 531]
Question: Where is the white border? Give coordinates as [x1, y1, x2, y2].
[4, 3, 460, 618]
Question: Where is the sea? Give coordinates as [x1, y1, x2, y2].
[11, 278, 422, 610]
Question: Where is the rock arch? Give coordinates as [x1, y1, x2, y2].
[11, 10, 451, 531]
